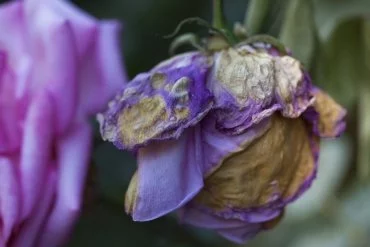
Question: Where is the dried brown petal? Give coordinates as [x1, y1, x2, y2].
[195, 114, 315, 211]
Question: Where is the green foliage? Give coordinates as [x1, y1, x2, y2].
[279, 0, 316, 68]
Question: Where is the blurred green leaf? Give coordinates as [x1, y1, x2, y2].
[313, 0, 370, 40]
[314, 18, 367, 107]
[93, 143, 136, 204]
[279, 0, 316, 68]
[358, 20, 370, 181]
[244, 0, 270, 35]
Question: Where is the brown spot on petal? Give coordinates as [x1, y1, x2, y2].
[195, 114, 315, 211]
[118, 96, 168, 147]
[216, 48, 275, 104]
[125, 171, 138, 214]
[312, 90, 346, 137]
[274, 56, 303, 103]
[151, 73, 167, 89]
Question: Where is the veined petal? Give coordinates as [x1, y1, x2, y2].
[99, 52, 213, 151]
[125, 127, 204, 221]
[303, 87, 346, 138]
[208, 44, 313, 134]
[193, 114, 317, 222]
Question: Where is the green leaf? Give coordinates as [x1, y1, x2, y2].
[244, 0, 270, 35]
[357, 20, 370, 181]
[313, 18, 367, 107]
[279, 0, 316, 68]
[313, 0, 370, 40]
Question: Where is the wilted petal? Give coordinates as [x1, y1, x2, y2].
[39, 123, 92, 247]
[99, 52, 213, 150]
[200, 114, 272, 177]
[125, 127, 204, 221]
[304, 87, 346, 138]
[208, 45, 313, 134]
[12, 168, 56, 247]
[194, 114, 317, 222]
[0, 157, 20, 245]
[19, 90, 53, 220]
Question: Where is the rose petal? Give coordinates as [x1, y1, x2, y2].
[208, 45, 314, 134]
[25, 1, 78, 134]
[217, 225, 262, 244]
[12, 168, 56, 247]
[99, 52, 213, 150]
[77, 20, 127, 116]
[194, 114, 316, 221]
[19, 90, 53, 220]
[179, 205, 246, 229]
[0, 156, 20, 245]
[126, 127, 204, 221]
[304, 87, 346, 138]
[38, 123, 92, 247]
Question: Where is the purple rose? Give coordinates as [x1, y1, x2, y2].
[99, 42, 346, 243]
[0, 0, 126, 246]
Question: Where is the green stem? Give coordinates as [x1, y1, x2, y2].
[212, 0, 225, 29]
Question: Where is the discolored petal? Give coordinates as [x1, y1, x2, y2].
[99, 52, 213, 150]
[208, 44, 314, 134]
[125, 127, 204, 221]
[303, 87, 346, 138]
[193, 114, 317, 222]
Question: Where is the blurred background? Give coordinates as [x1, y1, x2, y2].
[66, 0, 370, 246]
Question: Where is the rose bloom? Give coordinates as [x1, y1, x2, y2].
[0, 0, 126, 246]
[99, 41, 346, 243]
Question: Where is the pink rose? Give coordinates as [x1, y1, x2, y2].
[0, 0, 126, 246]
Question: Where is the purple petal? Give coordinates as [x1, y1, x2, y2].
[207, 45, 314, 134]
[25, 2, 78, 134]
[126, 127, 204, 221]
[192, 114, 317, 227]
[99, 52, 213, 151]
[12, 168, 56, 247]
[0, 157, 21, 245]
[39, 123, 92, 247]
[19, 90, 53, 220]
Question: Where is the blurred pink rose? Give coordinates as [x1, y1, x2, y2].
[0, 0, 126, 246]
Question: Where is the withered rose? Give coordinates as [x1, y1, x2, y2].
[98, 42, 346, 243]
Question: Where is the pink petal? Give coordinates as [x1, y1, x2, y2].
[38, 123, 92, 247]
[79, 21, 126, 116]
[12, 168, 56, 247]
[25, 2, 78, 134]
[131, 127, 204, 221]
[0, 156, 21, 245]
[19, 90, 53, 220]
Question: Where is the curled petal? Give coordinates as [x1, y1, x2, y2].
[193, 114, 317, 222]
[304, 87, 346, 138]
[99, 52, 213, 150]
[125, 127, 204, 221]
[39, 123, 92, 247]
[208, 45, 313, 134]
